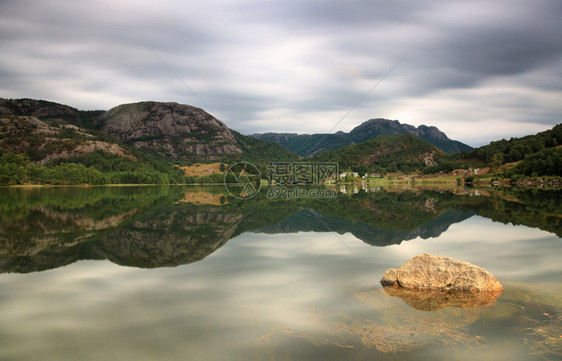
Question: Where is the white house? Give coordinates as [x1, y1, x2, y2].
[339, 171, 359, 179]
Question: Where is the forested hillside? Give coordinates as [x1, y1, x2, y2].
[425, 124, 562, 177]
[312, 134, 442, 174]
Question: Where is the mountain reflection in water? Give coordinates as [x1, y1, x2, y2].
[0, 185, 560, 273]
[0, 185, 561, 361]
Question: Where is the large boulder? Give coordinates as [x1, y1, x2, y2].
[380, 253, 503, 292]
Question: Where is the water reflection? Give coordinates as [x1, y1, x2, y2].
[259, 286, 495, 353]
[252, 208, 472, 246]
[0, 185, 561, 360]
[1, 186, 561, 273]
[382, 286, 503, 311]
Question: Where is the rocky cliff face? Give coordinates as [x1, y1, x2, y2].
[97, 101, 243, 161]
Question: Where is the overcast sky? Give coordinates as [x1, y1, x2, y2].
[1, 0, 561, 146]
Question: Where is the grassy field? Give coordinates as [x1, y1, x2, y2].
[178, 163, 227, 177]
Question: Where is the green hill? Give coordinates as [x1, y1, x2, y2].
[461, 123, 562, 176]
[311, 134, 443, 175]
[461, 124, 562, 164]
[424, 123, 562, 177]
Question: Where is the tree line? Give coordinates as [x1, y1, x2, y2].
[0, 150, 184, 185]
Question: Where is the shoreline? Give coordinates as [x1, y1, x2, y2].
[3, 180, 561, 189]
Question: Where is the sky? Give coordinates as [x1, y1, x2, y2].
[1, 0, 561, 146]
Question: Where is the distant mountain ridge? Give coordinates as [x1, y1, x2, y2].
[250, 118, 473, 156]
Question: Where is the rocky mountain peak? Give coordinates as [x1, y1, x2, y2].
[417, 124, 448, 140]
[97, 101, 242, 161]
[350, 118, 449, 141]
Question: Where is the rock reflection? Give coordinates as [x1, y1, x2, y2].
[382, 286, 503, 311]
[258, 287, 493, 354]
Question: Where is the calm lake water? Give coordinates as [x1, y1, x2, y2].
[0, 185, 561, 360]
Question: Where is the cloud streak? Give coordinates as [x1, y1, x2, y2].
[1, 0, 561, 145]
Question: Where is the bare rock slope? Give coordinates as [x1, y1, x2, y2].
[97, 101, 242, 161]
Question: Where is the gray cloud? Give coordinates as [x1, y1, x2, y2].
[1, 0, 561, 145]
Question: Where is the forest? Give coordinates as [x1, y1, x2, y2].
[424, 124, 562, 177]
[0, 150, 184, 185]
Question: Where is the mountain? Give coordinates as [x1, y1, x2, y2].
[311, 134, 443, 173]
[0, 98, 189, 184]
[0, 99, 138, 168]
[0, 98, 83, 125]
[0, 98, 299, 185]
[250, 118, 473, 156]
[462, 123, 562, 162]
[0, 111, 134, 164]
[95, 101, 243, 161]
[249, 132, 352, 157]
[0, 99, 297, 165]
[94, 101, 298, 164]
[0, 98, 105, 128]
[349, 119, 472, 154]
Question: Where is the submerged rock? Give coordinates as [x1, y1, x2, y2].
[380, 253, 503, 292]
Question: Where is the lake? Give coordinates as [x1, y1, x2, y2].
[0, 185, 561, 360]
